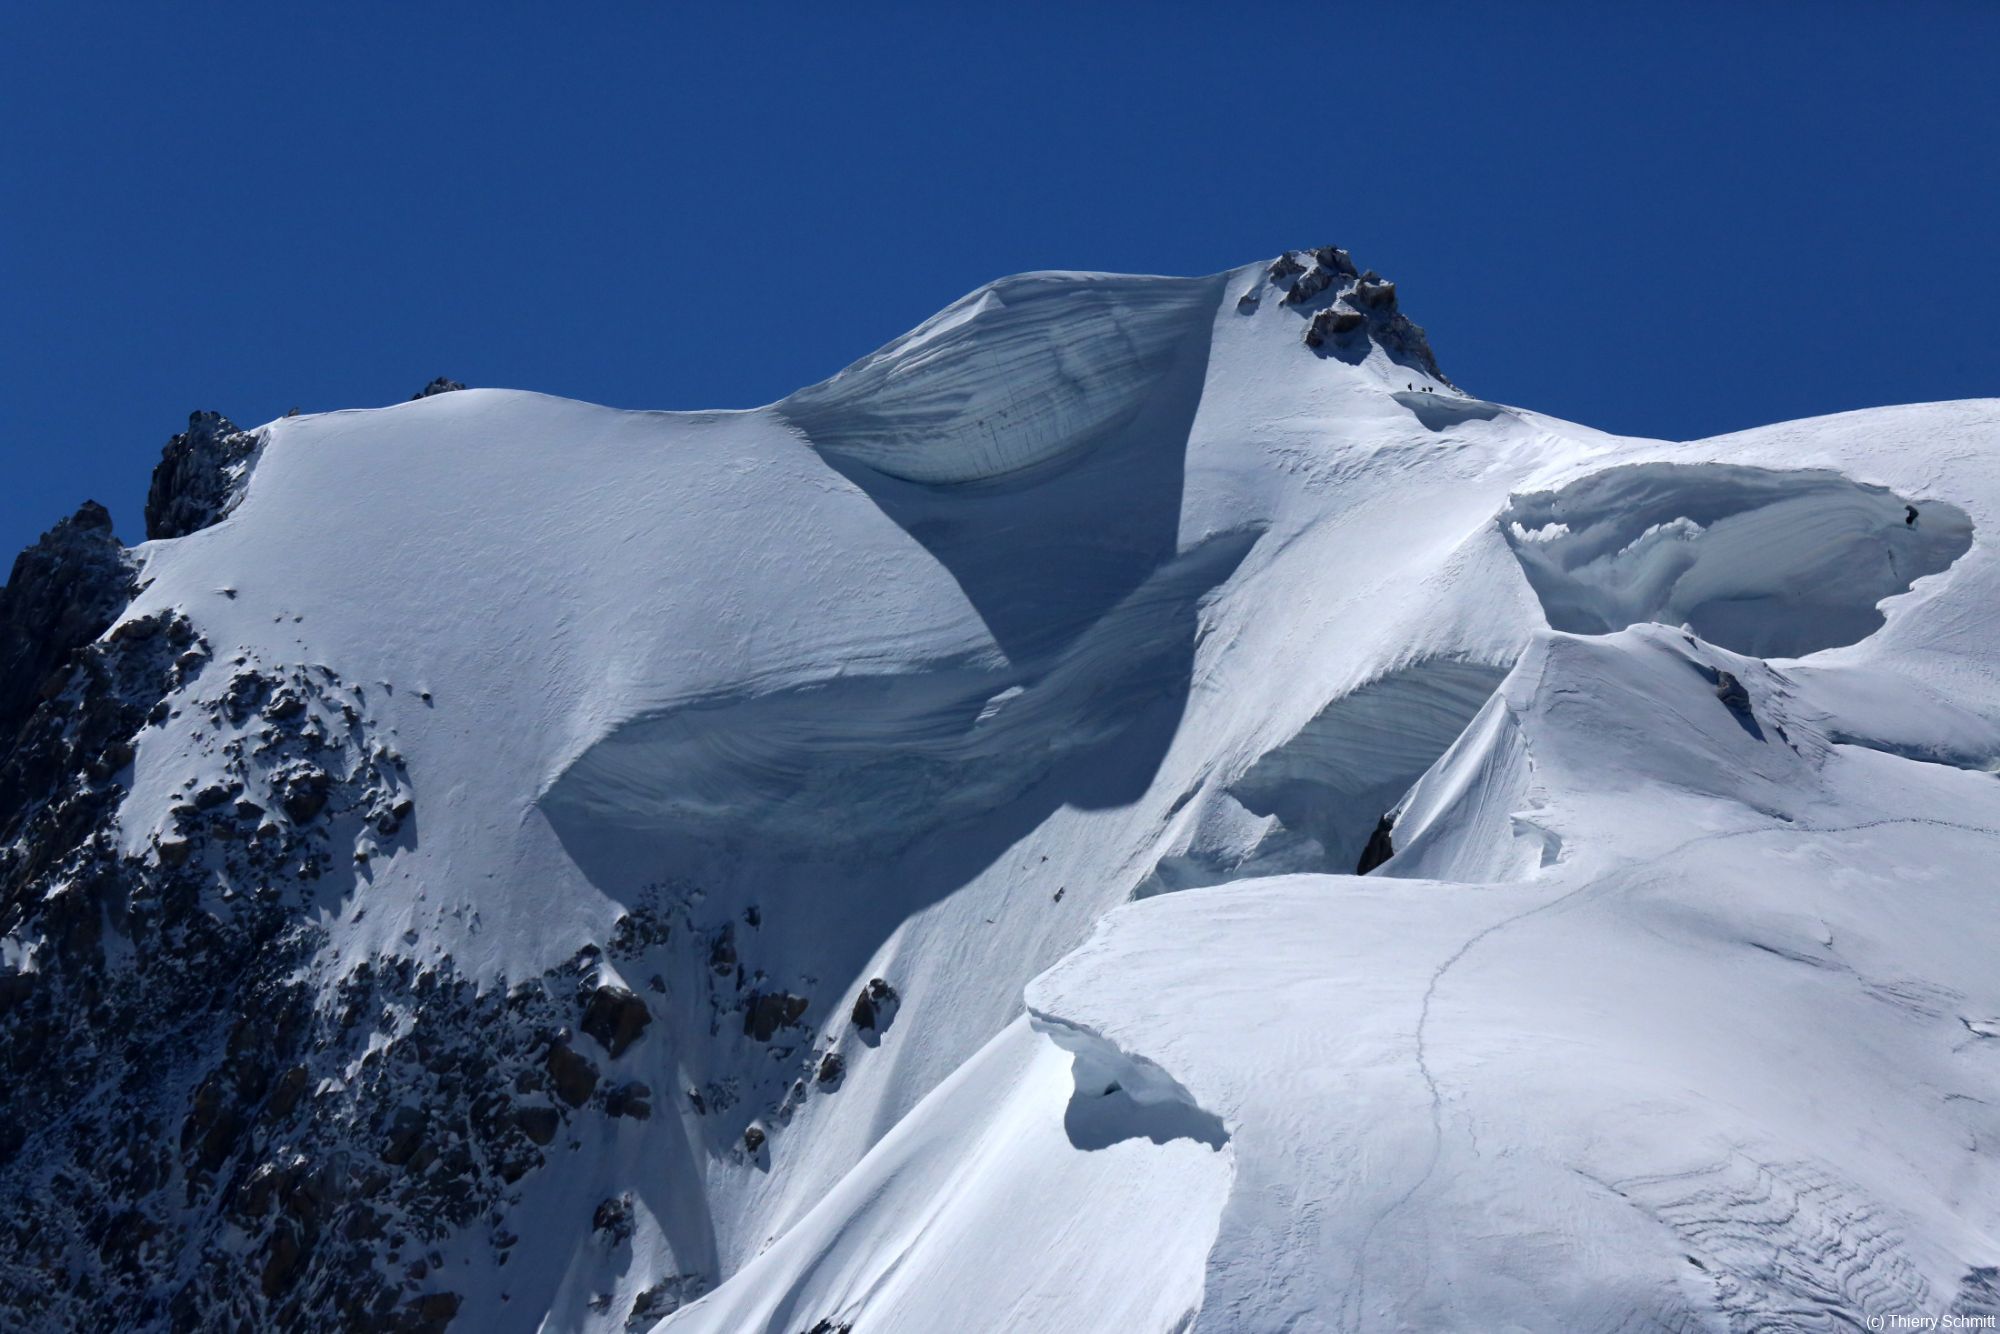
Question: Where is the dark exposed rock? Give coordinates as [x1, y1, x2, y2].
[1269, 247, 1355, 309]
[381, 1105, 427, 1166]
[610, 905, 672, 955]
[592, 1193, 634, 1246]
[1714, 671, 1752, 716]
[545, 1039, 599, 1107]
[1259, 247, 1454, 385]
[220, 669, 271, 723]
[408, 1291, 461, 1330]
[0, 501, 134, 748]
[514, 1104, 560, 1145]
[626, 1274, 709, 1330]
[1366, 304, 1449, 384]
[707, 924, 738, 974]
[261, 1222, 304, 1299]
[1282, 263, 1338, 307]
[581, 984, 651, 1058]
[1356, 814, 1396, 875]
[267, 1064, 309, 1119]
[1303, 305, 1366, 350]
[1, 639, 195, 990]
[815, 1052, 845, 1087]
[1352, 276, 1397, 310]
[182, 1067, 250, 1179]
[410, 378, 467, 400]
[145, 411, 259, 541]
[1310, 244, 1358, 277]
[604, 1080, 652, 1120]
[744, 990, 810, 1042]
[850, 977, 898, 1032]
[278, 766, 331, 823]
[0, 868, 571, 1321]
[742, 1123, 766, 1154]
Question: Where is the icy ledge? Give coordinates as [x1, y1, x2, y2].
[1502, 462, 1973, 657]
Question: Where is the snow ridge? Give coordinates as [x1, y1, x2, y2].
[781, 271, 1223, 484]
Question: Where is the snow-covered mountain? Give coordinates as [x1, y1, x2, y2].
[3, 248, 1997, 1332]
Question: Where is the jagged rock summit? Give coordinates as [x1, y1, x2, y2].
[144, 409, 261, 541]
[1, 252, 1997, 1332]
[0, 500, 133, 745]
[1242, 244, 1450, 383]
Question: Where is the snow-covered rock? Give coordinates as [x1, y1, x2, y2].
[2, 249, 1997, 1332]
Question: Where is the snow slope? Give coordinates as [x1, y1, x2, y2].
[20, 248, 2000, 1331]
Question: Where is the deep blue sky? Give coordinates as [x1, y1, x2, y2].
[4, 4, 1996, 559]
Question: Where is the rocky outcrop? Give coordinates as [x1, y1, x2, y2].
[1355, 814, 1396, 875]
[744, 990, 810, 1042]
[850, 977, 899, 1032]
[625, 1275, 709, 1331]
[1350, 273, 1397, 310]
[1277, 246, 1357, 308]
[145, 411, 260, 541]
[592, 1193, 635, 1246]
[547, 1039, 602, 1106]
[0, 573, 585, 1328]
[410, 377, 466, 400]
[1255, 246, 1453, 386]
[604, 1080, 652, 1119]
[0, 500, 133, 748]
[581, 984, 651, 1058]
[1714, 670, 1750, 714]
[1303, 305, 1366, 350]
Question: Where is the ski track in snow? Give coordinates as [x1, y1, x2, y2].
[1356, 810, 2000, 1331]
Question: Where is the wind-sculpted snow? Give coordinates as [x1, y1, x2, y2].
[1502, 463, 1974, 657]
[541, 528, 1258, 854]
[1227, 656, 1510, 874]
[781, 271, 1223, 484]
[1372, 685, 1549, 883]
[708, 623, 2000, 1332]
[1386, 624, 1837, 882]
[657, 1020, 1233, 1334]
[4, 250, 1999, 1332]
[1026, 1009, 1229, 1151]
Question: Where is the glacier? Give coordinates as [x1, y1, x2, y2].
[0, 248, 1996, 1332]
